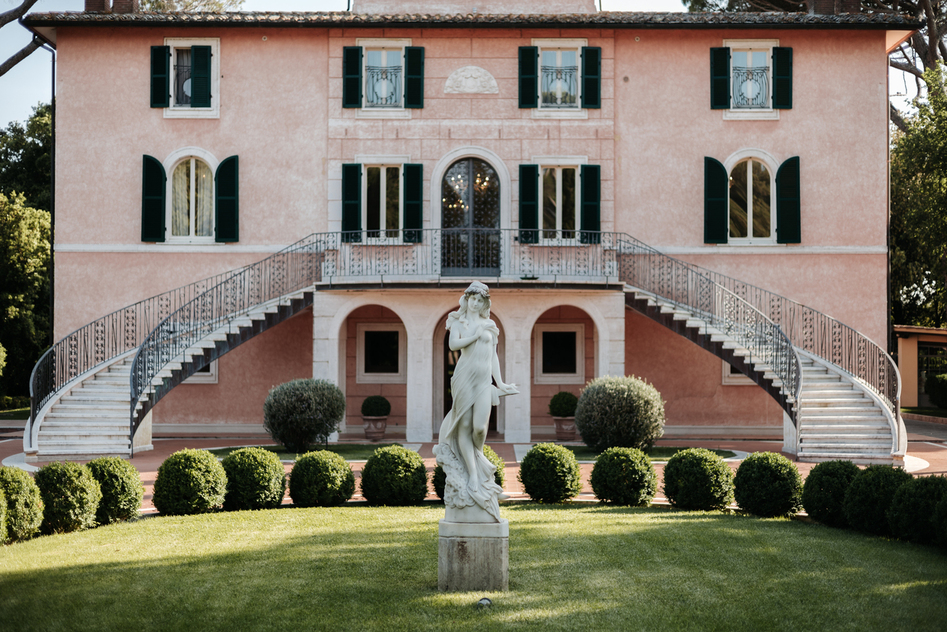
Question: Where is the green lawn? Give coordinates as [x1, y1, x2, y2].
[902, 407, 947, 419]
[1, 505, 944, 631]
[565, 445, 736, 461]
[0, 407, 29, 421]
[206, 443, 402, 461]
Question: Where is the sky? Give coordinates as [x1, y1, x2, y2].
[0, 0, 686, 128]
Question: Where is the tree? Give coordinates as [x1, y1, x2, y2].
[0, 103, 51, 213]
[0, 1, 42, 79]
[0, 192, 50, 397]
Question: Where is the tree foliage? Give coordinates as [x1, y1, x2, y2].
[0, 102, 51, 213]
[140, 1, 245, 12]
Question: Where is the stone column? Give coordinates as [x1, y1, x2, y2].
[503, 327, 532, 444]
[405, 327, 434, 443]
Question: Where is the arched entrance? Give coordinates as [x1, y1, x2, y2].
[441, 158, 501, 276]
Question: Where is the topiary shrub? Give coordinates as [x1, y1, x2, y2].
[152, 449, 227, 516]
[0, 465, 43, 542]
[886, 475, 947, 544]
[733, 452, 802, 518]
[433, 444, 505, 500]
[843, 464, 913, 536]
[801, 460, 860, 528]
[0, 487, 6, 544]
[925, 373, 947, 409]
[662, 448, 734, 511]
[590, 447, 657, 506]
[360, 445, 428, 506]
[361, 395, 391, 417]
[34, 461, 102, 535]
[221, 447, 287, 511]
[518, 443, 582, 503]
[574, 376, 665, 452]
[86, 457, 144, 525]
[263, 379, 346, 454]
[549, 391, 578, 417]
[289, 450, 355, 507]
[935, 495, 947, 548]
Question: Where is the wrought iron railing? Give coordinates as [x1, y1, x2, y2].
[365, 65, 402, 107]
[541, 65, 578, 108]
[732, 66, 769, 109]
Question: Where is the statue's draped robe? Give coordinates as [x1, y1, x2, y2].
[434, 316, 503, 522]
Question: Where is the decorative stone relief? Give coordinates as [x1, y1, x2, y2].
[444, 66, 499, 95]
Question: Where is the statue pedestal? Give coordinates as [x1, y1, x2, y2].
[438, 519, 509, 592]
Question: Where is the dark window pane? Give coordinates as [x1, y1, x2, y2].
[542, 331, 577, 374]
[364, 330, 399, 373]
[367, 167, 380, 235]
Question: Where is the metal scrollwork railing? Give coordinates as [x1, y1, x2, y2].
[732, 66, 769, 109]
[365, 65, 402, 108]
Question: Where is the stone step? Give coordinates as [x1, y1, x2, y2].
[50, 404, 127, 415]
[45, 411, 128, 421]
[799, 423, 890, 433]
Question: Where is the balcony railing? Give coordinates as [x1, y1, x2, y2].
[732, 66, 769, 109]
[540, 65, 578, 108]
[365, 65, 402, 108]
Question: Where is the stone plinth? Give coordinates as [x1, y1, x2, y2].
[438, 519, 509, 592]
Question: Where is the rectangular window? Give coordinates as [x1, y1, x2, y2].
[357, 323, 407, 384]
[522, 40, 598, 118]
[184, 360, 218, 384]
[731, 49, 769, 110]
[161, 38, 220, 119]
[364, 48, 403, 109]
[346, 39, 422, 118]
[722, 360, 754, 385]
[534, 323, 585, 385]
[714, 40, 790, 120]
[365, 165, 401, 239]
[542, 167, 577, 240]
[540, 48, 579, 110]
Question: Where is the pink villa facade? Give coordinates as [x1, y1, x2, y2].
[21, 0, 917, 462]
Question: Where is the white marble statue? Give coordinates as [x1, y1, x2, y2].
[434, 282, 518, 523]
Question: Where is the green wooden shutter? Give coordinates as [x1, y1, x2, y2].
[342, 46, 363, 109]
[772, 47, 793, 109]
[403, 163, 423, 243]
[519, 164, 539, 244]
[141, 155, 166, 242]
[215, 156, 239, 243]
[150, 46, 170, 108]
[710, 47, 730, 110]
[404, 47, 424, 109]
[704, 157, 729, 244]
[581, 46, 601, 109]
[518, 46, 538, 109]
[776, 156, 801, 244]
[190, 45, 212, 108]
[580, 164, 601, 244]
[341, 163, 362, 243]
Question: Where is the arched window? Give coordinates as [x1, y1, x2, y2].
[171, 157, 214, 239]
[728, 158, 771, 240]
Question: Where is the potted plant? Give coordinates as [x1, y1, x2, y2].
[361, 395, 391, 442]
[549, 391, 579, 442]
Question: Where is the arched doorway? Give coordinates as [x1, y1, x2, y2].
[441, 158, 501, 276]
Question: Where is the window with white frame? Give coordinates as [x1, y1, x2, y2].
[343, 39, 424, 118]
[365, 165, 401, 240]
[356, 323, 407, 384]
[722, 360, 754, 385]
[534, 323, 585, 385]
[711, 40, 791, 120]
[519, 39, 601, 117]
[541, 165, 578, 241]
[728, 158, 773, 242]
[185, 360, 218, 384]
[364, 47, 404, 109]
[170, 156, 215, 240]
[540, 47, 580, 110]
[152, 38, 220, 119]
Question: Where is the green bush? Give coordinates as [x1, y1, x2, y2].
[887, 475, 947, 544]
[0, 487, 6, 543]
[843, 464, 914, 536]
[360, 446, 428, 506]
[663, 448, 734, 511]
[263, 379, 346, 454]
[86, 457, 144, 525]
[152, 449, 228, 516]
[925, 373, 947, 409]
[0, 395, 29, 410]
[801, 460, 860, 528]
[590, 447, 657, 506]
[549, 391, 578, 417]
[0, 465, 43, 542]
[574, 376, 665, 452]
[221, 447, 287, 511]
[289, 450, 355, 507]
[734, 452, 802, 518]
[518, 443, 582, 503]
[935, 495, 947, 547]
[433, 444, 505, 500]
[34, 461, 102, 535]
[360, 395, 391, 417]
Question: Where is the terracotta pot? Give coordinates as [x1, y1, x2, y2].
[362, 416, 387, 442]
[553, 416, 576, 442]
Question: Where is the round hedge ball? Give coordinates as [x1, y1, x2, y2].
[221, 447, 287, 511]
[433, 444, 505, 500]
[86, 457, 144, 525]
[263, 379, 346, 454]
[0, 465, 44, 542]
[733, 452, 802, 518]
[662, 448, 734, 511]
[289, 450, 355, 507]
[590, 447, 657, 506]
[35, 461, 102, 535]
[152, 449, 228, 516]
[801, 460, 860, 528]
[518, 443, 582, 504]
[574, 376, 665, 453]
[360, 445, 428, 506]
[843, 464, 914, 537]
[886, 475, 947, 544]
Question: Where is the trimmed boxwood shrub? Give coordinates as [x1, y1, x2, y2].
[734, 452, 802, 518]
[221, 447, 287, 511]
[152, 449, 227, 516]
[289, 450, 356, 507]
[86, 457, 144, 525]
[843, 464, 913, 536]
[0, 465, 44, 542]
[35, 461, 102, 535]
[663, 448, 734, 511]
[518, 443, 582, 504]
[361, 395, 391, 417]
[433, 444, 505, 500]
[887, 475, 947, 544]
[590, 447, 657, 506]
[935, 495, 947, 547]
[0, 487, 6, 543]
[360, 445, 428, 506]
[263, 379, 346, 454]
[574, 376, 665, 452]
[549, 391, 578, 417]
[801, 460, 860, 528]
[925, 373, 947, 409]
